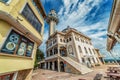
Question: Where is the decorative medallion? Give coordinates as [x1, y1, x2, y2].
[9, 34, 19, 43]
[6, 42, 15, 51]
[17, 42, 26, 56]
[27, 45, 33, 52]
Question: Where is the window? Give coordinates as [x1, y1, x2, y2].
[67, 39, 69, 42]
[22, 4, 42, 33]
[92, 49, 95, 54]
[60, 39, 62, 42]
[1, 30, 34, 57]
[78, 46, 82, 53]
[82, 58, 85, 63]
[89, 48, 92, 54]
[84, 47, 88, 54]
[63, 39, 65, 43]
[69, 37, 71, 41]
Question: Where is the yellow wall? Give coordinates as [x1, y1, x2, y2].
[0, 20, 37, 74]
[0, 0, 44, 41]
[0, 0, 44, 74]
[0, 20, 11, 47]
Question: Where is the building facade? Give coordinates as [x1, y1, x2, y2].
[107, 0, 120, 51]
[41, 10, 103, 74]
[0, 0, 46, 80]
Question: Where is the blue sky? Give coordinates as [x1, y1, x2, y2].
[40, 0, 120, 59]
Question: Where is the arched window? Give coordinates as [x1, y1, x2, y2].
[69, 37, 71, 41]
[60, 39, 62, 42]
[89, 48, 92, 54]
[78, 46, 82, 53]
[84, 47, 88, 54]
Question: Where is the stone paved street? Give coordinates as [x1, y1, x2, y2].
[32, 65, 118, 80]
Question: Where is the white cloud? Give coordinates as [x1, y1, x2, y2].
[40, 0, 117, 59]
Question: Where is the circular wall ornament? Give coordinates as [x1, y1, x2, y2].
[20, 42, 26, 48]
[6, 42, 15, 51]
[9, 34, 19, 43]
[17, 48, 24, 55]
[27, 45, 32, 52]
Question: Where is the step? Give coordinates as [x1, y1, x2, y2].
[60, 56, 93, 74]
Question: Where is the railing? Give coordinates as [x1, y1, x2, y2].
[45, 54, 58, 60]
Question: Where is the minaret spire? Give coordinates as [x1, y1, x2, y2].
[46, 9, 59, 37]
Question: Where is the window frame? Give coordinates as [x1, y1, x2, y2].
[20, 3, 42, 34]
[78, 46, 82, 53]
[0, 30, 34, 58]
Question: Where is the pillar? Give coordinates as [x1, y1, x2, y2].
[57, 58, 60, 72]
[58, 46, 60, 56]
[52, 61, 55, 70]
[52, 48, 54, 55]
[48, 62, 50, 69]
[44, 62, 46, 69]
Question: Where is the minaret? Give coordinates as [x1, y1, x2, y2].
[46, 9, 59, 37]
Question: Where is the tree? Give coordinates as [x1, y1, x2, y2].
[34, 49, 45, 69]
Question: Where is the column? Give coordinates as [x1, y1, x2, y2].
[44, 62, 46, 69]
[52, 48, 54, 55]
[90, 57, 94, 64]
[52, 61, 55, 70]
[94, 57, 98, 63]
[58, 46, 60, 56]
[48, 62, 50, 69]
[57, 58, 60, 72]
[48, 50, 50, 57]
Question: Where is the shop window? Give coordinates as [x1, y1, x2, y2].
[22, 3, 42, 33]
[1, 30, 34, 57]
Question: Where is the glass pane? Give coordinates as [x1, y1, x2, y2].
[26, 41, 34, 57]
[17, 38, 27, 56]
[1, 31, 20, 54]
[22, 4, 42, 33]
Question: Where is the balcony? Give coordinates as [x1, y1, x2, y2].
[45, 54, 58, 60]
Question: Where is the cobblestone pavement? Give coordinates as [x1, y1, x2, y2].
[32, 65, 118, 80]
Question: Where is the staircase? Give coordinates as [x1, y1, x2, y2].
[60, 56, 93, 74]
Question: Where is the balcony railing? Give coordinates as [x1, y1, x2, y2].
[45, 54, 58, 60]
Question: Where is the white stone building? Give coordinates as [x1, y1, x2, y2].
[40, 10, 103, 74]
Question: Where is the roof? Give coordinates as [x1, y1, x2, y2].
[62, 26, 91, 40]
[46, 26, 91, 43]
